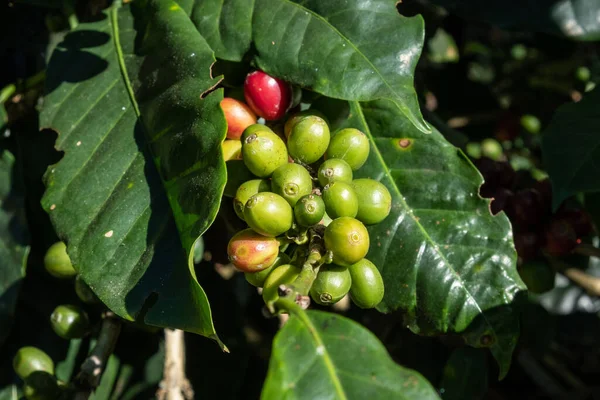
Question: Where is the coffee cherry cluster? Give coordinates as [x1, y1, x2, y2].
[475, 157, 595, 294]
[222, 70, 390, 311]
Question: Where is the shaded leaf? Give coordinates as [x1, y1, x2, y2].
[339, 99, 525, 378]
[439, 348, 488, 400]
[252, 0, 429, 133]
[0, 149, 29, 347]
[189, 0, 254, 61]
[262, 309, 440, 400]
[542, 89, 600, 209]
[427, 0, 600, 41]
[41, 1, 226, 341]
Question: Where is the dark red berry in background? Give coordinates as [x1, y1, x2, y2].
[475, 157, 516, 197]
[543, 217, 578, 257]
[532, 178, 552, 216]
[514, 232, 542, 264]
[505, 188, 545, 230]
[556, 207, 594, 237]
[494, 110, 520, 142]
[244, 71, 292, 120]
[490, 188, 513, 215]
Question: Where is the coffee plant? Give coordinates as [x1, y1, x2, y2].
[2, 0, 600, 399]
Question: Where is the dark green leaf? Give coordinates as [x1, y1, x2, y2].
[55, 339, 83, 383]
[439, 348, 488, 400]
[340, 99, 525, 378]
[189, 0, 253, 61]
[0, 149, 29, 347]
[427, 0, 600, 41]
[252, 0, 429, 133]
[0, 106, 6, 132]
[542, 89, 600, 209]
[262, 309, 440, 400]
[41, 1, 226, 343]
[13, 0, 62, 8]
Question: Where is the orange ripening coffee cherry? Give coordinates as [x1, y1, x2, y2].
[221, 97, 257, 140]
[244, 70, 292, 120]
[227, 229, 280, 273]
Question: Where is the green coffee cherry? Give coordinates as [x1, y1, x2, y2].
[322, 182, 358, 219]
[242, 123, 274, 136]
[245, 253, 290, 288]
[348, 259, 384, 309]
[481, 138, 503, 161]
[518, 261, 555, 294]
[317, 158, 353, 186]
[44, 242, 76, 279]
[50, 305, 90, 340]
[74, 275, 100, 305]
[244, 192, 293, 237]
[13, 347, 54, 380]
[241, 125, 288, 177]
[287, 116, 330, 164]
[294, 194, 326, 227]
[234, 179, 270, 221]
[23, 372, 61, 400]
[324, 217, 370, 266]
[271, 163, 313, 207]
[326, 128, 370, 170]
[576, 66, 591, 82]
[521, 115, 541, 134]
[352, 179, 392, 225]
[262, 264, 301, 306]
[310, 265, 351, 306]
[284, 110, 329, 138]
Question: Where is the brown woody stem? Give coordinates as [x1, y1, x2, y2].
[73, 312, 121, 399]
[157, 329, 194, 400]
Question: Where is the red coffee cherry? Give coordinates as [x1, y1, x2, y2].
[244, 71, 292, 120]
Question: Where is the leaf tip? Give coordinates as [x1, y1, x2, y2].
[210, 334, 229, 353]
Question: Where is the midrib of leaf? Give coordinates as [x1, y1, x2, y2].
[110, 6, 141, 117]
[279, 0, 428, 132]
[351, 101, 493, 334]
[290, 306, 348, 400]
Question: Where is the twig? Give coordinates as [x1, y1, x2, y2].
[548, 255, 600, 296]
[560, 268, 600, 296]
[267, 226, 331, 314]
[73, 312, 122, 399]
[573, 243, 600, 259]
[157, 329, 194, 400]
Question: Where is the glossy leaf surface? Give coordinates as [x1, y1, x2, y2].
[251, 0, 428, 132]
[262, 309, 440, 400]
[189, 0, 253, 61]
[332, 99, 525, 378]
[41, 1, 226, 342]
